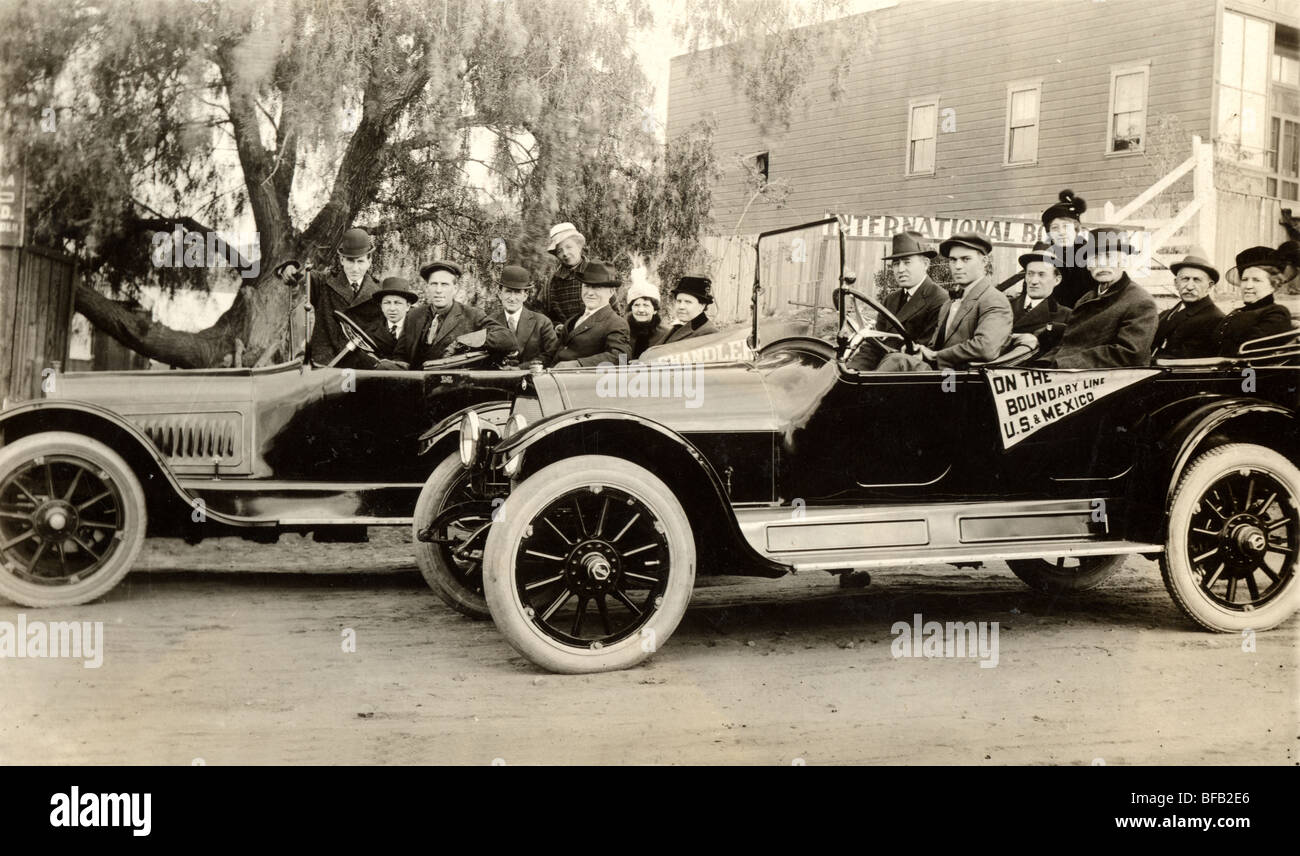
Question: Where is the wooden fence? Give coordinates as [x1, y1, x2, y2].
[0, 246, 77, 405]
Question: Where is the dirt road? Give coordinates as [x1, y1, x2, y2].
[2, 529, 1296, 765]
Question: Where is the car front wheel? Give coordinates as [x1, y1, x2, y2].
[1162, 443, 1300, 632]
[0, 432, 147, 607]
[413, 452, 498, 619]
[481, 455, 696, 674]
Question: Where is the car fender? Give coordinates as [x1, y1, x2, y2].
[1155, 398, 1298, 508]
[418, 400, 513, 457]
[493, 408, 789, 578]
[0, 399, 270, 528]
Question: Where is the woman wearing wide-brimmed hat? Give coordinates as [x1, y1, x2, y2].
[1213, 246, 1296, 357]
[624, 280, 669, 358]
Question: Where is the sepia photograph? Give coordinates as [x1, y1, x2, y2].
[0, 0, 1296, 793]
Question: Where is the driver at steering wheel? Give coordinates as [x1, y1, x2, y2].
[396, 260, 516, 369]
[847, 230, 948, 371]
[877, 231, 1012, 371]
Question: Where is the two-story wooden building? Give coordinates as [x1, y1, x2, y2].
[668, 0, 1298, 265]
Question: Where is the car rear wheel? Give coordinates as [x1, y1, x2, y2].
[0, 432, 147, 607]
[1162, 443, 1300, 632]
[413, 451, 497, 619]
[1005, 554, 1126, 594]
[482, 455, 695, 674]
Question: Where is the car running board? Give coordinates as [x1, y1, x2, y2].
[734, 499, 1162, 572]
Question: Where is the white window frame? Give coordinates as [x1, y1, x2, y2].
[905, 96, 939, 176]
[1004, 80, 1042, 166]
[1105, 62, 1150, 155]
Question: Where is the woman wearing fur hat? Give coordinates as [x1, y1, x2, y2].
[625, 280, 669, 358]
[1040, 189, 1095, 309]
[1213, 246, 1295, 357]
[662, 275, 718, 344]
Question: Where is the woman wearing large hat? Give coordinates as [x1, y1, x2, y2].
[661, 275, 718, 344]
[1213, 246, 1295, 357]
[624, 280, 669, 358]
[1039, 189, 1095, 309]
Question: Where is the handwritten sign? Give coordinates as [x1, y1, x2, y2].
[0, 150, 23, 248]
[986, 367, 1159, 448]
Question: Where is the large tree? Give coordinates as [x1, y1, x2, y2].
[0, 0, 712, 366]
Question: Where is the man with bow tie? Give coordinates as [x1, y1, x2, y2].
[491, 265, 558, 366]
[397, 260, 515, 368]
[308, 227, 383, 365]
[1011, 242, 1073, 352]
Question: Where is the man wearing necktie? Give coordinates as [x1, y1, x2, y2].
[490, 265, 559, 366]
[363, 277, 418, 366]
[848, 231, 948, 371]
[551, 261, 631, 368]
[1151, 253, 1224, 360]
[308, 227, 382, 366]
[396, 259, 515, 368]
[1011, 241, 1073, 352]
[877, 231, 1013, 371]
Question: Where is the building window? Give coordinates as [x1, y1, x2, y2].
[1268, 117, 1299, 201]
[907, 98, 938, 175]
[1107, 64, 1149, 153]
[1218, 11, 1270, 167]
[753, 151, 769, 182]
[1273, 23, 1299, 88]
[1004, 82, 1041, 165]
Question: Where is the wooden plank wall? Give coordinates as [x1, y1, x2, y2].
[0, 246, 77, 404]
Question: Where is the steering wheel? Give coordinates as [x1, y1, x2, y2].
[335, 311, 379, 353]
[832, 286, 917, 360]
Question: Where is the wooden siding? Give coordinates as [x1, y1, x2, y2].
[668, 0, 1219, 234]
[0, 247, 77, 405]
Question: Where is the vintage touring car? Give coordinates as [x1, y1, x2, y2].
[0, 268, 827, 608]
[450, 218, 1300, 673]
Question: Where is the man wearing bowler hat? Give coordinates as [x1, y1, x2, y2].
[877, 231, 1012, 371]
[397, 259, 515, 368]
[552, 261, 631, 367]
[309, 227, 382, 365]
[849, 231, 948, 371]
[1151, 251, 1224, 360]
[367, 277, 419, 365]
[662, 275, 719, 344]
[1012, 241, 1073, 351]
[491, 265, 558, 366]
[537, 221, 593, 326]
[1039, 228, 1158, 368]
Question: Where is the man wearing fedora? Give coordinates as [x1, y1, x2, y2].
[1012, 241, 1073, 351]
[849, 231, 948, 370]
[662, 275, 719, 344]
[1151, 252, 1224, 360]
[537, 221, 593, 327]
[491, 265, 558, 366]
[552, 261, 631, 368]
[367, 277, 419, 364]
[396, 260, 515, 368]
[1039, 228, 1158, 368]
[309, 227, 382, 365]
[877, 231, 1012, 371]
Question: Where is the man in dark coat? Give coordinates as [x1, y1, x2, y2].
[536, 221, 591, 326]
[309, 227, 382, 365]
[1213, 246, 1295, 356]
[365, 277, 419, 364]
[552, 261, 632, 367]
[491, 265, 558, 366]
[1040, 229, 1158, 368]
[848, 231, 947, 370]
[1152, 253, 1224, 360]
[877, 232, 1013, 371]
[661, 275, 719, 344]
[1012, 242, 1072, 352]
[397, 260, 515, 368]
